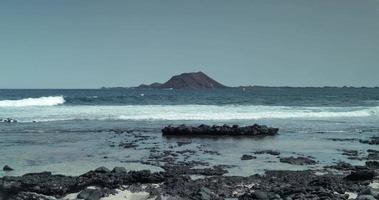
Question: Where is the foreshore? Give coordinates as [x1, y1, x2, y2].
[1, 161, 378, 200]
[1, 124, 379, 199]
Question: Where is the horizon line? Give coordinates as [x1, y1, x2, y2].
[1, 85, 379, 90]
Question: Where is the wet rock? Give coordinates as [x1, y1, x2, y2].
[367, 149, 379, 160]
[111, 167, 127, 174]
[279, 156, 317, 165]
[119, 142, 138, 149]
[345, 170, 376, 181]
[341, 149, 364, 160]
[203, 150, 220, 155]
[162, 124, 279, 137]
[0, 168, 167, 199]
[327, 161, 356, 171]
[341, 150, 358, 156]
[94, 166, 110, 173]
[162, 164, 227, 176]
[2, 165, 379, 200]
[241, 155, 256, 160]
[366, 161, 379, 169]
[254, 150, 280, 156]
[326, 138, 358, 142]
[177, 141, 192, 147]
[77, 188, 103, 200]
[360, 137, 379, 145]
[3, 165, 14, 171]
[367, 149, 379, 154]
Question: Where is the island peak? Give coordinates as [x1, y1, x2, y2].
[138, 71, 228, 89]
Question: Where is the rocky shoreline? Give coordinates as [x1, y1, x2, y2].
[0, 161, 378, 200]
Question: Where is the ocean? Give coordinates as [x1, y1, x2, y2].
[1, 88, 378, 177]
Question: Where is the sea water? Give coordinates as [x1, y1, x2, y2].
[0, 88, 378, 176]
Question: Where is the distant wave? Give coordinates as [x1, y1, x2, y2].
[1, 105, 378, 122]
[0, 96, 65, 107]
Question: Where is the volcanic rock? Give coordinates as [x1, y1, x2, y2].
[162, 124, 279, 137]
[345, 170, 376, 181]
[279, 156, 317, 165]
[3, 165, 13, 171]
[241, 155, 256, 160]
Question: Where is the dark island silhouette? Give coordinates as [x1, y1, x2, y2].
[137, 71, 227, 90]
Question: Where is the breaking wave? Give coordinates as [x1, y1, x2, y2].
[1, 105, 378, 122]
[0, 96, 65, 107]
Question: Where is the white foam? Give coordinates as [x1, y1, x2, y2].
[344, 192, 357, 199]
[1, 105, 378, 122]
[0, 96, 65, 107]
[369, 181, 379, 189]
[101, 189, 151, 200]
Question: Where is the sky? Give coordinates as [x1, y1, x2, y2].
[0, 0, 378, 88]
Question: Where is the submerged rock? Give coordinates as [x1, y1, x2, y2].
[241, 155, 256, 160]
[254, 150, 280, 156]
[3, 165, 14, 171]
[360, 137, 379, 145]
[279, 156, 317, 165]
[162, 124, 279, 137]
[327, 161, 355, 171]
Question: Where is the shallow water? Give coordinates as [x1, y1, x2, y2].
[0, 88, 378, 177]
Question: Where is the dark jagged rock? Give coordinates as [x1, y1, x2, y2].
[162, 124, 279, 137]
[327, 161, 356, 171]
[345, 170, 376, 181]
[254, 150, 280, 156]
[360, 137, 379, 145]
[366, 161, 379, 169]
[1, 167, 378, 200]
[111, 167, 127, 174]
[162, 164, 228, 176]
[137, 71, 228, 90]
[367, 149, 379, 160]
[94, 166, 110, 173]
[241, 155, 256, 160]
[3, 165, 14, 171]
[0, 169, 165, 198]
[341, 149, 364, 160]
[279, 156, 317, 165]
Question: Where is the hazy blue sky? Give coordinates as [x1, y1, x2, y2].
[0, 0, 378, 88]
